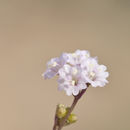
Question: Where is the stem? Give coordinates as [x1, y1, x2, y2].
[53, 117, 58, 130]
[53, 107, 59, 130]
[53, 84, 89, 130]
[58, 85, 89, 130]
[58, 97, 78, 130]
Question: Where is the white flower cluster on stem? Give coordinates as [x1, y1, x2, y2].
[43, 50, 109, 96]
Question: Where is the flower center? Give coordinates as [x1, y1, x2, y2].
[72, 68, 78, 75]
[89, 71, 96, 80]
[86, 53, 89, 58]
[72, 53, 77, 58]
[71, 78, 78, 86]
[49, 62, 57, 68]
[71, 80, 76, 86]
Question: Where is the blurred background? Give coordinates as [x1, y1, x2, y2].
[0, 0, 130, 130]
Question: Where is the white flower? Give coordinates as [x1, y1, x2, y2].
[43, 53, 68, 79]
[81, 58, 109, 87]
[43, 50, 109, 96]
[58, 64, 87, 96]
[67, 50, 90, 66]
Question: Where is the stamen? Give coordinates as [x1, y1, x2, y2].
[89, 71, 96, 80]
[48, 62, 57, 68]
[72, 53, 77, 57]
[86, 53, 89, 58]
[72, 80, 76, 86]
[72, 68, 78, 75]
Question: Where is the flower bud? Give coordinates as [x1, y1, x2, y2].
[67, 113, 77, 124]
[56, 104, 67, 119]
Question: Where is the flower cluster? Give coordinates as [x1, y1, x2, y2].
[43, 50, 109, 96]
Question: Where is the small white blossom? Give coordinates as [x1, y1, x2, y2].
[67, 50, 90, 66]
[43, 53, 68, 79]
[81, 58, 109, 87]
[58, 65, 87, 96]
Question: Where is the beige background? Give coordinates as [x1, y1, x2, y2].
[0, 0, 130, 130]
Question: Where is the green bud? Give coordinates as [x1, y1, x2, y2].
[56, 104, 67, 119]
[66, 107, 70, 112]
[67, 113, 77, 124]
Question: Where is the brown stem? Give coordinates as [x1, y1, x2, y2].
[58, 97, 78, 130]
[58, 84, 89, 130]
[53, 117, 58, 130]
[53, 84, 89, 130]
[53, 107, 59, 130]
